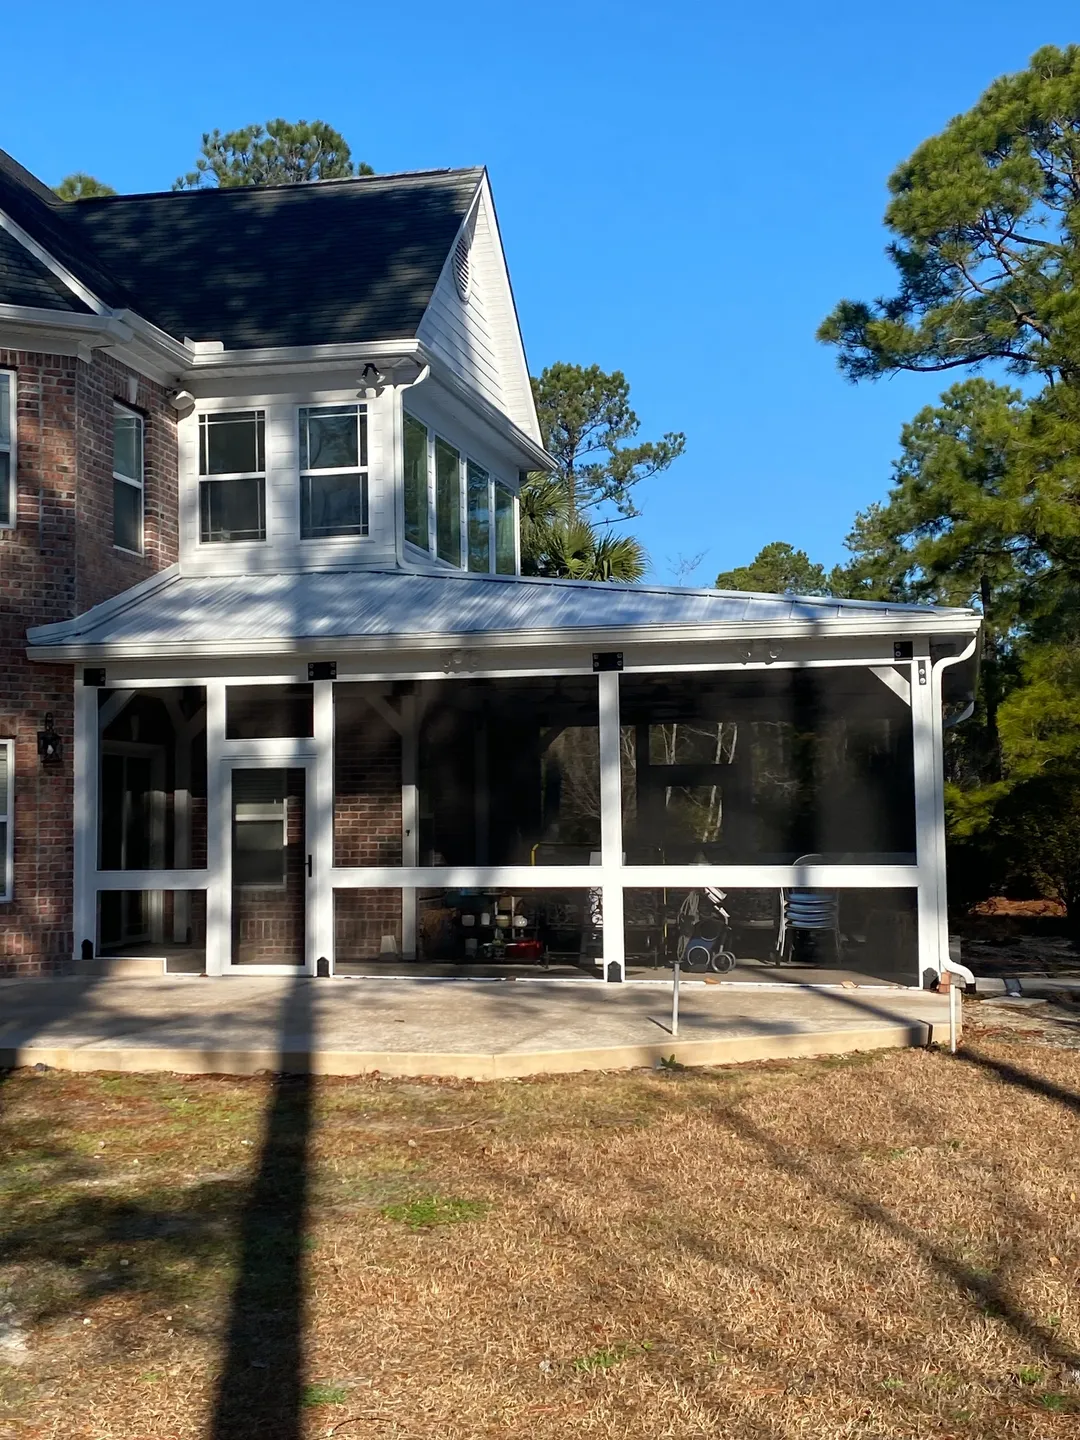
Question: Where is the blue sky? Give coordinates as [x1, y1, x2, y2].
[2, 3, 1072, 582]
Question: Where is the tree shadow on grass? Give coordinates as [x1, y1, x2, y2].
[210, 972, 313, 1440]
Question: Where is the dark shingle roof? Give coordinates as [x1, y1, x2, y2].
[0, 225, 93, 313]
[0, 149, 483, 349]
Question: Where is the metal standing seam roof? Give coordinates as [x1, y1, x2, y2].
[26, 568, 979, 656]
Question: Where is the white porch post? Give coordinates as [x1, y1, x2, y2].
[911, 644, 943, 984]
[400, 691, 418, 960]
[204, 682, 227, 977]
[73, 679, 97, 960]
[598, 669, 625, 980]
[313, 680, 335, 974]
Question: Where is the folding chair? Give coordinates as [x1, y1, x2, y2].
[775, 853, 842, 965]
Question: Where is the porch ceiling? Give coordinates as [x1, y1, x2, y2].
[26, 566, 980, 662]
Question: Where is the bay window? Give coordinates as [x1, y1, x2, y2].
[199, 410, 266, 543]
[403, 413, 430, 551]
[467, 460, 490, 572]
[299, 404, 368, 539]
[494, 481, 516, 574]
[435, 437, 461, 565]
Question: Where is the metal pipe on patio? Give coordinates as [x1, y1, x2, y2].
[671, 955, 680, 1037]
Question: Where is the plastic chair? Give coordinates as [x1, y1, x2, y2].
[775, 854, 842, 965]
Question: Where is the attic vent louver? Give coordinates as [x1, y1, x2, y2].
[453, 234, 471, 302]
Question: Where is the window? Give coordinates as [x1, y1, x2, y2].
[435, 437, 461, 565]
[467, 460, 490, 572]
[198, 410, 266, 543]
[494, 481, 516, 574]
[0, 370, 14, 529]
[113, 403, 144, 553]
[0, 740, 12, 902]
[299, 404, 368, 539]
[403, 412, 429, 551]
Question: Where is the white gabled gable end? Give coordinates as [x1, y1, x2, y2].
[416, 173, 541, 445]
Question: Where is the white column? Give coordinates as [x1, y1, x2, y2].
[910, 646, 942, 984]
[313, 680, 335, 973]
[598, 669, 625, 980]
[73, 679, 97, 960]
[204, 682, 227, 976]
[400, 691, 418, 959]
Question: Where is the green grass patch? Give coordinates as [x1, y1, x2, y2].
[572, 1343, 634, 1373]
[302, 1382, 349, 1406]
[380, 1194, 487, 1229]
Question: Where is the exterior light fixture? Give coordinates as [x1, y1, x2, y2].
[359, 362, 387, 399]
[37, 713, 62, 766]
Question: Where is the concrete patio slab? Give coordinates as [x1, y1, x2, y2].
[0, 976, 951, 1079]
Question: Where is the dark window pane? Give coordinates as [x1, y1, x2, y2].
[0, 373, 10, 447]
[0, 453, 10, 527]
[113, 478, 142, 552]
[113, 409, 142, 482]
[494, 483, 515, 574]
[300, 405, 362, 470]
[301, 472, 367, 538]
[467, 460, 489, 572]
[199, 411, 264, 475]
[199, 477, 265, 542]
[227, 684, 314, 739]
[403, 414, 429, 550]
[435, 438, 460, 565]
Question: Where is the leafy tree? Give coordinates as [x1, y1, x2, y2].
[174, 120, 372, 190]
[521, 509, 646, 582]
[531, 363, 685, 519]
[715, 541, 829, 595]
[54, 173, 115, 200]
[818, 45, 1080, 385]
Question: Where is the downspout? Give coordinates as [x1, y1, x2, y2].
[390, 364, 431, 571]
[929, 634, 980, 977]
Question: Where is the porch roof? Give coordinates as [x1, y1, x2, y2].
[26, 567, 980, 662]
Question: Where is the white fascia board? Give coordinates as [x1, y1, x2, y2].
[25, 609, 981, 665]
[418, 345, 553, 472]
[0, 210, 109, 315]
[476, 170, 543, 444]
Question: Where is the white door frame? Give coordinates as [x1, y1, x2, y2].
[213, 753, 318, 977]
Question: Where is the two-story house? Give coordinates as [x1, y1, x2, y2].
[0, 146, 979, 988]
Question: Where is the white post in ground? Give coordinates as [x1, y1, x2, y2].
[313, 680, 335, 975]
[73, 678, 98, 960]
[597, 668, 625, 981]
[910, 643, 942, 986]
[400, 691, 418, 960]
[203, 682, 227, 977]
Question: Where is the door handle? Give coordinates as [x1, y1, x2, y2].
[306, 853, 313, 878]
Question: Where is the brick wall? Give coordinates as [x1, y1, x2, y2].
[0, 347, 178, 975]
[333, 691, 403, 866]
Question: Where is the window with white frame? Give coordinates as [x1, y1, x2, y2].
[466, 459, 490, 572]
[435, 436, 462, 565]
[494, 480, 516, 574]
[0, 370, 14, 529]
[0, 740, 12, 903]
[198, 410, 266, 543]
[299, 404, 368, 539]
[113, 403, 144, 553]
[403, 412, 430, 552]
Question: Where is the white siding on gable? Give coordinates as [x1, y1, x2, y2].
[418, 203, 504, 412]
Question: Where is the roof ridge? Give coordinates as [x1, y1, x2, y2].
[71, 165, 487, 205]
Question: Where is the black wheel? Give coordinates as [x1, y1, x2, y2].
[710, 950, 737, 974]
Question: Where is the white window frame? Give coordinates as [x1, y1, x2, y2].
[402, 410, 431, 554]
[0, 369, 15, 531]
[112, 401, 145, 555]
[197, 409, 267, 545]
[0, 738, 13, 903]
[298, 402, 369, 541]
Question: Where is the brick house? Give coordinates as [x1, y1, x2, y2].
[0, 146, 979, 986]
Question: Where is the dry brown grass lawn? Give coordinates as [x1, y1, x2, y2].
[1, 1040, 1079, 1439]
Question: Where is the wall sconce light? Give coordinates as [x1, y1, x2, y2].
[359, 362, 386, 399]
[37, 713, 62, 766]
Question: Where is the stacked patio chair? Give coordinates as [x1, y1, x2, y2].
[773, 854, 842, 965]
